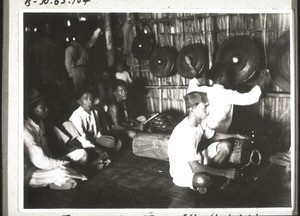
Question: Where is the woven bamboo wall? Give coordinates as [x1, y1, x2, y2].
[124, 13, 291, 127]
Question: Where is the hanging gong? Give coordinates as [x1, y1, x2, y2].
[132, 34, 156, 60]
[215, 36, 260, 84]
[176, 44, 208, 79]
[149, 46, 175, 78]
[268, 31, 290, 92]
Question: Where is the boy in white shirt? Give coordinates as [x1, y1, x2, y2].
[69, 89, 122, 153]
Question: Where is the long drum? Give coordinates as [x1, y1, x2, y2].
[132, 133, 259, 165]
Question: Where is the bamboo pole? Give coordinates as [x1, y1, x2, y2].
[226, 15, 230, 37]
[104, 13, 114, 66]
[158, 78, 162, 112]
[261, 13, 268, 67]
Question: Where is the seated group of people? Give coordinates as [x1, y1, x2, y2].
[24, 79, 146, 190]
[25, 23, 148, 191]
[24, 58, 269, 194]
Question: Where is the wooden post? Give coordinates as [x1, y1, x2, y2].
[158, 78, 162, 113]
[104, 13, 114, 66]
[211, 16, 218, 67]
[226, 15, 230, 37]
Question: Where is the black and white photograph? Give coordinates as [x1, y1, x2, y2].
[2, 1, 298, 216]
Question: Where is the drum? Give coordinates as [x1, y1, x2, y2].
[228, 139, 261, 167]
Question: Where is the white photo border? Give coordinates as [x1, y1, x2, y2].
[3, 0, 298, 215]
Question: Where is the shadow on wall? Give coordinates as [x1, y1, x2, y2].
[127, 78, 149, 117]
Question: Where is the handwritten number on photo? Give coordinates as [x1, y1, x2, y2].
[25, 0, 90, 6]
[39, 0, 49, 5]
[25, 0, 30, 6]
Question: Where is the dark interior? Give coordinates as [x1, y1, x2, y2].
[22, 12, 293, 211]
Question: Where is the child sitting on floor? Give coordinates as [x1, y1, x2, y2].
[69, 88, 122, 155]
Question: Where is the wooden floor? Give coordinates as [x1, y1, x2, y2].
[24, 147, 291, 209]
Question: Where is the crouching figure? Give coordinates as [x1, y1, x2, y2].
[168, 92, 248, 194]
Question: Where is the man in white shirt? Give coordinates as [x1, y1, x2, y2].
[188, 64, 269, 133]
[69, 89, 122, 152]
[168, 91, 248, 194]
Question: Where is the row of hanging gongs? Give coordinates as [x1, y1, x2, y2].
[132, 32, 290, 92]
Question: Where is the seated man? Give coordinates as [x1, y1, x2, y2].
[69, 88, 122, 153]
[168, 91, 248, 194]
[107, 79, 146, 142]
[24, 88, 87, 190]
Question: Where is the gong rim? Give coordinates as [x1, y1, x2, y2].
[268, 31, 290, 92]
[176, 44, 208, 79]
[215, 36, 260, 84]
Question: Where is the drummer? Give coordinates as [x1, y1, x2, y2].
[188, 63, 269, 133]
[107, 79, 146, 144]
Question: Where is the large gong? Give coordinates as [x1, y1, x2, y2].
[132, 33, 156, 60]
[215, 36, 260, 84]
[149, 46, 175, 78]
[268, 31, 290, 92]
[176, 44, 208, 79]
